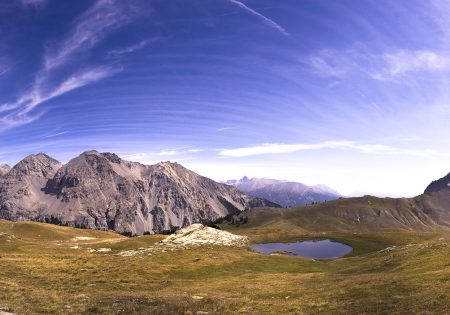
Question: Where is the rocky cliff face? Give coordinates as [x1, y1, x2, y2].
[0, 154, 62, 221]
[424, 173, 450, 194]
[0, 164, 11, 176]
[0, 151, 277, 234]
[420, 172, 450, 227]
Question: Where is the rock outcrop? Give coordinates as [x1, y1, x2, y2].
[424, 172, 450, 194]
[0, 164, 11, 176]
[118, 224, 248, 256]
[0, 151, 278, 234]
[160, 224, 248, 247]
[0, 154, 62, 221]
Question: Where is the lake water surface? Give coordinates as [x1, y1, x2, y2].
[251, 239, 352, 259]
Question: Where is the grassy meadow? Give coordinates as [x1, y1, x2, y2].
[0, 219, 449, 314]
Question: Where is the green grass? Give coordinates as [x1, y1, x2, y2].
[0, 219, 449, 314]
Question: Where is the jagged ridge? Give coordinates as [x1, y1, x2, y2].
[0, 151, 278, 234]
[226, 176, 341, 207]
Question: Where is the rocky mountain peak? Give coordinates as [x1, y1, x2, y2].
[101, 152, 122, 164]
[11, 153, 61, 178]
[226, 176, 250, 185]
[240, 176, 250, 182]
[156, 161, 177, 170]
[0, 150, 278, 234]
[424, 172, 450, 194]
[78, 150, 101, 158]
[152, 162, 193, 182]
[227, 176, 341, 207]
[78, 150, 122, 163]
[43, 151, 128, 197]
[0, 164, 11, 176]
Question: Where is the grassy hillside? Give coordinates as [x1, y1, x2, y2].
[0, 219, 449, 314]
[218, 195, 448, 236]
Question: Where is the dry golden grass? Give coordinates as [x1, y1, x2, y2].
[0, 220, 449, 314]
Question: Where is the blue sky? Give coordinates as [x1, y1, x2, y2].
[1, 0, 450, 197]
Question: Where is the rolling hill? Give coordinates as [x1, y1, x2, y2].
[220, 174, 450, 233]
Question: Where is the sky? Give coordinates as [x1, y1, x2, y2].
[1, 0, 450, 197]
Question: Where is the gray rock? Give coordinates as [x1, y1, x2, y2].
[0, 151, 277, 234]
[0, 164, 11, 176]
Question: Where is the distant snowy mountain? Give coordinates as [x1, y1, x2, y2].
[226, 177, 341, 207]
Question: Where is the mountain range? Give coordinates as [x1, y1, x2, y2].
[2, 150, 450, 235]
[226, 176, 341, 207]
[222, 174, 450, 232]
[0, 151, 277, 235]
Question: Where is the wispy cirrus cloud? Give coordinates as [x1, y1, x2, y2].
[217, 126, 235, 132]
[0, 64, 119, 129]
[44, 0, 139, 71]
[308, 49, 450, 80]
[0, 55, 12, 77]
[219, 141, 438, 158]
[379, 50, 450, 78]
[0, 110, 46, 130]
[108, 38, 157, 57]
[0, 65, 10, 77]
[0, 0, 142, 130]
[44, 131, 68, 138]
[20, 0, 47, 8]
[228, 0, 288, 36]
[20, 66, 118, 116]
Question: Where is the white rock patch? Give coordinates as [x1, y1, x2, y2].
[117, 224, 248, 257]
[161, 224, 248, 247]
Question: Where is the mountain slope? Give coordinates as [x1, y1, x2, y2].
[0, 154, 62, 221]
[0, 151, 277, 234]
[226, 176, 341, 207]
[424, 172, 450, 193]
[220, 195, 443, 233]
[221, 171, 450, 233]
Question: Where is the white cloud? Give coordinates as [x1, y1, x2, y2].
[228, 0, 288, 36]
[217, 126, 235, 132]
[44, 0, 139, 71]
[380, 50, 450, 77]
[108, 38, 157, 57]
[0, 0, 141, 130]
[0, 66, 118, 123]
[44, 131, 68, 138]
[308, 49, 450, 80]
[49, 68, 116, 98]
[0, 110, 46, 130]
[218, 141, 438, 158]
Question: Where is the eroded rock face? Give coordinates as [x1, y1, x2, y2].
[424, 172, 450, 194]
[0, 164, 11, 176]
[0, 151, 277, 234]
[0, 154, 62, 221]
